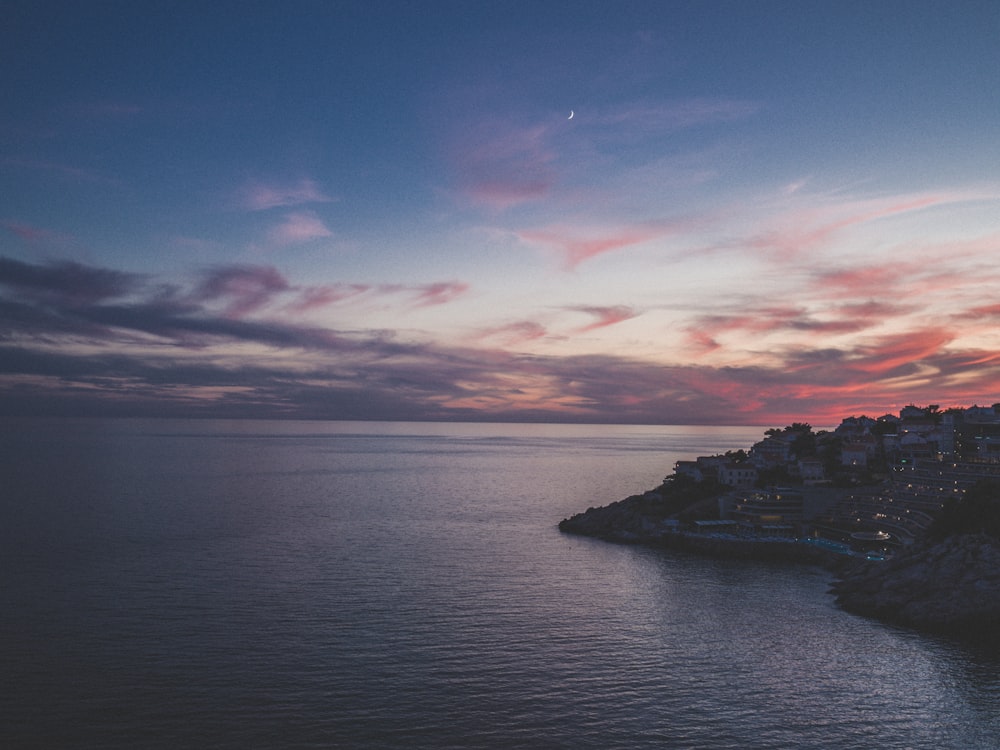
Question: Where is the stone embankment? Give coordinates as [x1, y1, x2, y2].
[831, 533, 1000, 637]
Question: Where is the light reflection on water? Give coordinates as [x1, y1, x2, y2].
[1, 419, 998, 749]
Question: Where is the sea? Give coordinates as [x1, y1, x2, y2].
[2, 418, 999, 749]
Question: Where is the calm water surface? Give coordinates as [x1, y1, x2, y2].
[2, 419, 999, 748]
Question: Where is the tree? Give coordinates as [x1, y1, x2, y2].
[792, 430, 816, 458]
[725, 449, 749, 463]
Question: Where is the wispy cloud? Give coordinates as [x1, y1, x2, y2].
[372, 281, 471, 308]
[517, 222, 671, 269]
[809, 235, 1000, 304]
[841, 327, 957, 376]
[238, 178, 336, 211]
[446, 96, 759, 213]
[957, 303, 1000, 321]
[0, 255, 141, 305]
[281, 283, 372, 314]
[2, 221, 70, 245]
[2, 156, 116, 184]
[811, 263, 902, 299]
[474, 320, 549, 347]
[267, 211, 334, 246]
[684, 299, 911, 355]
[745, 193, 948, 260]
[409, 281, 470, 307]
[191, 265, 292, 318]
[450, 123, 557, 210]
[570, 305, 639, 333]
[1, 255, 998, 425]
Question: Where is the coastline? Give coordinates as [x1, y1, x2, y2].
[559, 494, 1000, 640]
[558, 503, 852, 570]
[556, 407, 1000, 640]
[831, 532, 1000, 639]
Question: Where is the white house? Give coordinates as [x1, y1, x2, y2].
[718, 462, 758, 488]
[798, 458, 826, 484]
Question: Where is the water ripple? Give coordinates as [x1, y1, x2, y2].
[2, 420, 998, 749]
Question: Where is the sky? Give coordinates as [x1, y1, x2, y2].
[2, 1, 1000, 426]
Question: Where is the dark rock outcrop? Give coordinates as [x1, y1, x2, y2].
[558, 494, 669, 544]
[832, 533, 1000, 636]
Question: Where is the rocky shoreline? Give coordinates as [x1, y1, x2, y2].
[832, 533, 1000, 638]
[558, 494, 846, 567]
[560, 495, 1000, 639]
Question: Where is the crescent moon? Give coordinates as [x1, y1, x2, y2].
[568, 110, 574, 120]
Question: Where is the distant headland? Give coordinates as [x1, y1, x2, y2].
[559, 403, 1000, 639]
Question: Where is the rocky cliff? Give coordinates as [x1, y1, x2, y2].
[832, 533, 1000, 637]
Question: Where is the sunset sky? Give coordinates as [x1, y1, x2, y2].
[2, 1, 999, 425]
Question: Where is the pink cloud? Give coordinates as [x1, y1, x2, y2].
[687, 329, 722, 354]
[848, 328, 955, 375]
[2, 221, 62, 244]
[954, 351, 1000, 367]
[519, 223, 669, 269]
[283, 284, 372, 314]
[814, 253, 999, 302]
[445, 97, 759, 212]
[749, 194, 949, 260]
[686, 310, 788, 354]
[193, 265, 291, 318]
[466, 179, 553, 210]
[409, 281, 470, 307]
[835, 300, 911, 325]
[451, 123, 557, 210]
[240, 178, 336, 211]
[475, 320, 549, 346]
[812, 263, 901, 298]
[960, 303, 1000, 320]
[282, 280, 469, 314]
[267, 211, 333, 246]
[185, 269, 468, 319]
[571, 305, 639, 333]
[685, 301, 913, 356]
